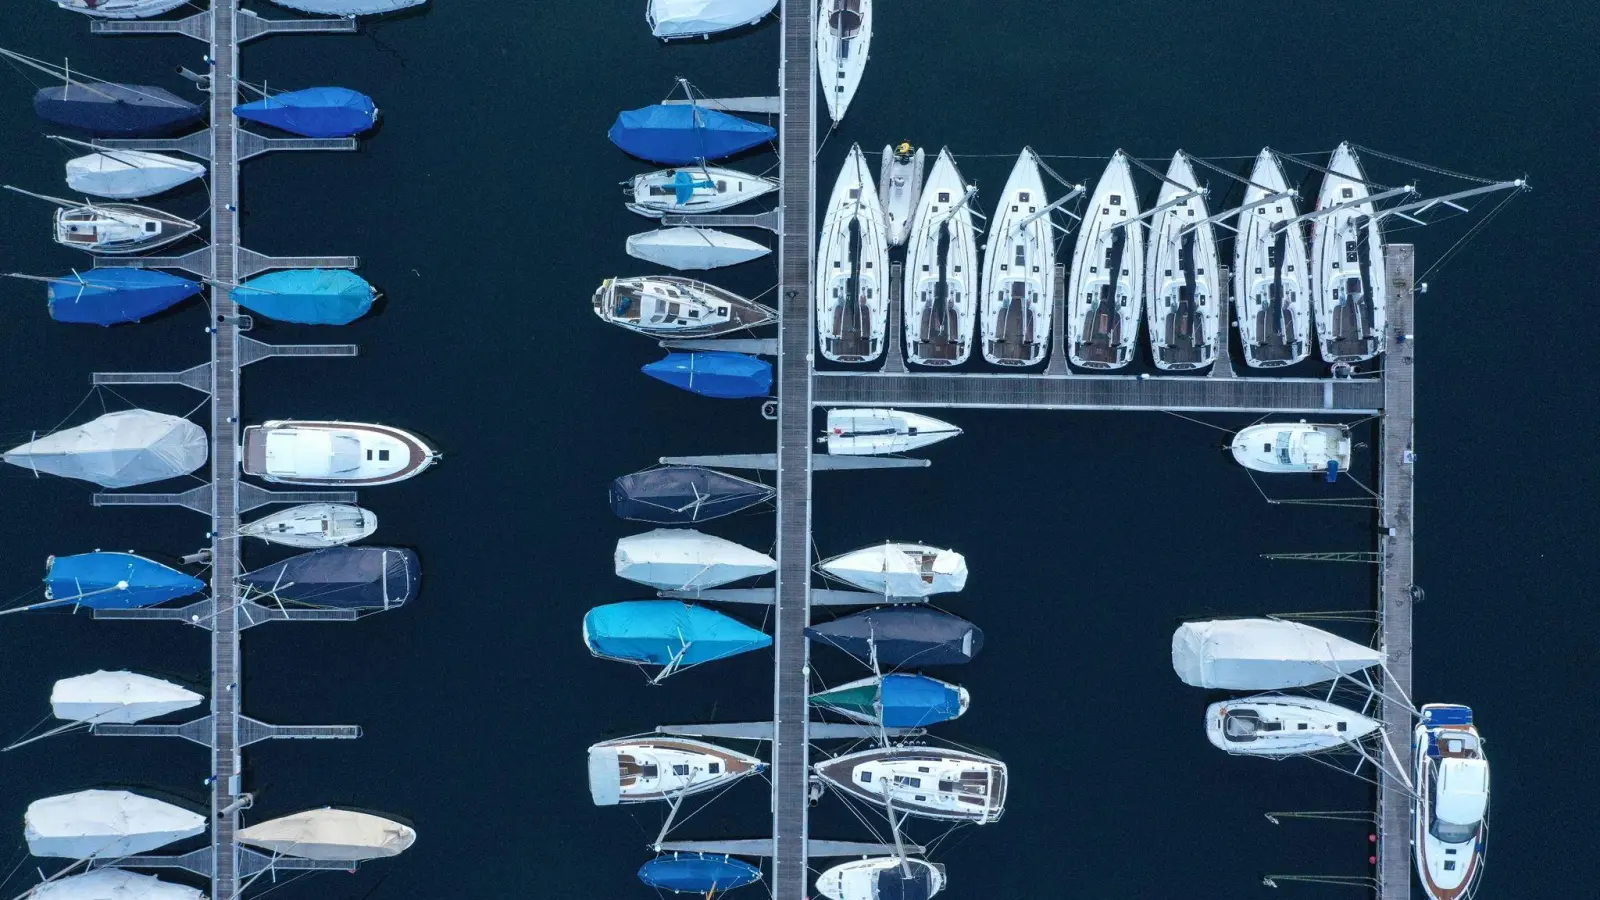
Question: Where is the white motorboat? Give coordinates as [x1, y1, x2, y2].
[1146, 151, 1220, 370]
[905, 148, 978, 367]
[1413, 704, 1489, 900]
[626, 227, 769, 271]
[625, 164, 776, 218]
[813, 746, 1007, 823]
[1067, 152, 1143, 369]
[1206, 695, 1381, 756]
[49, 0, 189, 17]
[980, 148, 1054, 366]
[238, 503, 377, 548]
[54, 201, 197, 255]
[593, 275, 777, 337]
[1171, 618, 1385, 690]
[32, 870, 201, 900]
[237, 809, 415, 861]
[879, 142, 924, 247]
[817, 144, 889, 363]
[614, 528, 777, 591]
[241, 420, 438, 487]
[588, 736, 764, 805]
[63, 146, 205, 199]
[648, 0, 777, 39]
[818, 542, 967, 597]
[26, 790, 205, 859]
[816, 857, 946, 900]
[1230, 422, 1351, 475]
[1312, 142, 1387, 364]
[1233, 149, 1311, 367]
[816, 0, 871, 123]
[821, 408, 960, 455]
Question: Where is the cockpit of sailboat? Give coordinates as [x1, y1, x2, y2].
[828, 0, 863, 38]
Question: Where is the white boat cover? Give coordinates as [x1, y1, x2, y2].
[820, 543, 967, 597]
[237, 809, 415, 860]
[30, 869, 204, 900]
[1435, 758, 1489, 824]
[66, 151, 206, 200]
[626, 227, 769, 271]
[25, 790, 205, 859]
[265, 0, 423, 13]
[615, 528, 776, 590]
[1172, 619, 1385, 689]
[649, 0, 776, 37]
[587, 747, 624, 806]
[51, 671, 203, 724]
[3, 410, 207, 488]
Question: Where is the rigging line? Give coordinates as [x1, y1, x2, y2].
[245, 868, 321, 900]
[1417, 187, 1521, 284]
[181, 393, 211, 422]
[815, 120, 837, 156]
[1340, 469, 1381, 500]
[0, 844, 26, 897]
[1161, 409, 1235, 434]
[1278, 150, 1397, 192]
[43, 386, 102, 435]
[1349, 144, 1499, 184]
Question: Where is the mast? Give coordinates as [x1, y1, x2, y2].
[1109, 189, 1204, 232]
[878, 777, 913, 879]
[3, 185, 84, 208]
[1015, 184, 1084, 232]
[1275, 185, 1415, 232]
[1181, 190, 1295, 236]
[1373, 180, 1526, 222]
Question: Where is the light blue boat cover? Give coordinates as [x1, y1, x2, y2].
[42, 552, 205, 611]
[232, 270, 374, 325]
[672, 170, 717, 204]
[641, 351, 772, 398]
[638, 853, 762, 893]
[44, 270, 202, 325]
[235, 87, 378, 138]
[583, 600, 770, 667]
[608, 104, 775, 165]
[876, 674, 965, 726]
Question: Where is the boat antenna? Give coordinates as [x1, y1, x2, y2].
[877, 777, 914, 879]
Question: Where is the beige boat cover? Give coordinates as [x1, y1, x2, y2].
[237, 809, 414, 860]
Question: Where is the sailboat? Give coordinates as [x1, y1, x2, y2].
[627, 227, 769, 271]
[239, 547, 419, 611]
[879, 143, 925, 247]
[1146, 152, 1220, 370]
[1229, 422, 1351, 476]
[821, 408, 961, 455]
[1233, 149, 1311, 367]
[1312, 143, 1386, 364]
[1067, 152, 1143, 369]
[817, 542, 967, 598]
[9, 269, 203, 325]
[30, 870, 201, 900]
[905, 149, 979, 367]
[241, 420, 438, 486]
[3, 409, 207, 488]
[614, 528, 776, 590]
[237, 503, 377, 548]
[1206, 695, 1381, 757]
[57, 139, 205, 199]
[1413, 704, 1489, 900]
[235, 87, 379, 138]
[816, 0, 871, 123]
[817, 857, 946, 900]
[639, 853, 763, 894]
[0, 49, 202, 137]
[625, 165, 776, 218]
[609, 466, 775, 524]
[582, 600, 772, 678]
[26, 790, 205, 858]
[7, 551, 207, 615]
[648, 0, 777, 39]
[263, 0, 426, 14]
[593, 276, 777, 337]
[236, 809, 415, 860]
[5, 187, 199, 255]
[806, 607, 983, 666]
[810, 673, 969, 727]
[817, 144, 889, 363]
[49, 671, 203, 725]
[588, 736, 764, 805]
[813, 746, 1007, 823]
[980, 148, 1055, 366]
[1171, 618, 1385, 690]
[49, 0, 190, 18]
[642, 351, 773, 399]
[232, 269, 377, 325]
[609, 101, 776, 165]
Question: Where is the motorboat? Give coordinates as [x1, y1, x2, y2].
[813, 746, 1006, 823]
[648, 0, 777, 39]
[816, 857, 946, 900]
[817, 542, 967, 597]
[593, 276, 777, 337]
[3, 409, 206, 488]
[626, 227, 769, 270]
[640, 853, 763, 894]
[980, 148, 1054, 366]
[625, 165, 776, 218]
[1206, 695, 1381, 756]
[817, 144, 889, 363]
[25, 790, 205, 859]
[905, 148, 978, 366]
[588, 736, 764, 805]
[1312, 142, 1386, 363]
[878, 142, 924, 247]
[816, 0, 871, 123]
[1067, 152, 1143, 369]
[614, 528, 776, 590]
[241, 420, 438, 487]
[810, 673, 969, 727]
[1171, 618, 1385, 690]
[1230, 422, 1352, 476]
[49, 0, 190, 17]
[238, 503, 377, 548]
[63, 146, 205, 199]
[609, 466, 775, 524]
[583, 600, 771, 680]
[1233, 149, 1311, 367]
[1413, 704, 1489, 900]
[806, 607, 983, 667]
[822, 408, 960, 456]
[1146, 151, 1220, 370]
[54, 201, 198, 254]
[239, 547, 418, 611]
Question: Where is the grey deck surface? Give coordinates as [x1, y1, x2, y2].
[813, 371, 1382, 412]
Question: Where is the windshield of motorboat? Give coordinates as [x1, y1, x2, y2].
[1274, 431, 1293, 465]
[1429, 817, 1480, 844]
[329, 435, 363, 474]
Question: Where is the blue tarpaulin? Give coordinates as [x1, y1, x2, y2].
[806, 607, 985, 667]
[1423, 705, 1474, 727]
[638, 854, 762, 893]
[37, 552, 204, 611]
[608, 104, 775, 164]
[44, 270, 202, 325]
[235, 87, 378, 138]
[232, 270, 375, 325]
[672, 171, 716, 204]
[238, 547, 418, 610]
[642, 351, 772, 398]
[609, 466, 774, 524]
[34, 84, 202, 137]
[811, 673, 967, 727]
[583, 600, 770, 667]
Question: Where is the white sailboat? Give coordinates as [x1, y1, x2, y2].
[49, 0, 190, 17]
[1067, 152, 1143, 369]
[1146, 152, 1220, 370]
[813, 746, 1007, 823]
[1171, 618, 1385, 690]
[264, 0, 425, 14]
[816, 0, 871, 123]
[648, 0, 777, 39]
[980, 148, 1055, 366]
[820, 408, 960, 455]
[25, 790, 205, 859]
[817, 857, 946, 900]
[238, 503, 377, 548]
[878, 143, 924, 248]
[6, 186, 200, 255]
[593, 276, 777, 336]
[588, 736, 764, 805]
[1229, 422, 1352, 475]
[3, 409, 207, 488]
[818, 542, 967, 597]
[625, 165, 776, 218]
[60, 141, 205, 199]
[626, 227, 769, 271]
[614, 528, 777, 591]
[1311, 143, 1386, 364]
[241, 421, 438, 487]
[817, 144, 889, 363]
[1413, 704, 1489, 900]
[31, 870, 202, 900]
[52, 670, 202, 725]
[905, 148, 978, 367]
[237, 809, 415, 860]
[1206, 695, 1381, 757]
[1233, 149, 1311, 367]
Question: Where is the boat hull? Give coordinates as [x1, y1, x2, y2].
[593, 276, 777, 337]
[816, 857, 945, 900]
[805, 606, 983, 666]
[238, 503, 377, 548]
[34, 84, 202, 138]
[626, 227, 769, 270]
[588, 736, 764, 804]
[814, 747, 1006, 823]
[823, 408, 960, 456]
[980, 149, 1054, 366]
[817, 144, 889, 363]
[1233, 150, 1311, 367]
[816, 0, 872, 123]
[1206, 696, 1380, 756]
[642, 351, 773, 398]
[45, 269, 202, 325]
[1067, 152, 1143, 369]
[905, 149, 977, 367]
[878, 144, 924, 247]
[1229, 423, 1351, 474]
[609, 466, 775, 524]
[1412, 705, 1488, 900]
[241, 420, 436, 486]
[627, 165, 776, 217]
[66, 151, 205, 199]
[1312, 143, 1387, 364]
[1147, 152, 1220, 370]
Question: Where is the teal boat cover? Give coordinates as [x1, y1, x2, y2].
[583, 600, 770, 668]
[233, 270, 374, 325]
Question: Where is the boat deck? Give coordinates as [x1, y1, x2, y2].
[983, 284, 1042, 365]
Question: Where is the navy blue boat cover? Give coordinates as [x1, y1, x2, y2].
[610, 466, 774, 524]
[641, 351, 772, 399]
[238, 547, 418, 610]
[877, 865, 938, 900]
[34, 84, 202, 137]
[45, 270, 202, 325]
[805, 607, 984, 666]
[608, 104, 776, 165]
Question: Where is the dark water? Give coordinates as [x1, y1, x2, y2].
[0, 2, 1595, 898]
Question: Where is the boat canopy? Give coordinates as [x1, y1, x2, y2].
[873, 861, 941, 900]
[3, 410, 207, 488]
[237, 809, 415, 860]
[583, 600, 771, 667]
[608, 104, 776, 165]
[235, 87, 378, 138]
[40, 552, 205, 611]
[264, 0, 425, 14]
[609, 466, 774, 524]
[638, 853, 763, 893]
[1171, 619, 1385, 689]
[238, 547, 418, 610]
[30, 869, 203, 900]
[51, 671, 202, 724]
[41, 269, 202, 325]
[25, 790, 205, 859]
[66, 149, 205, 199]
[810, 674, 966, 727]
[805, 607, 984, 667]
[626, 226, 769, 270]
[232, 270, 375, 325]
[34, 83, 202, 137]
[614, 528, 776, 590]
[649, 0, 777, 38]
[642, 351, 773, 399]
[1435, 758, 1489, 825]
[818, 543, 967, 597]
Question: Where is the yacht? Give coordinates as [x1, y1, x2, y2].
[816, 0, 871, 123]
[905, 148, 978, 367]
[593, 276, 777, 337]
[821, 408, 960, 455]
[1230, 422, 1352, 475]
[625, 165, 776, 218]
[241, 421, 437, 487]
[813, 746, 1006, 823]
[817, 144, 889, 363]
[238, 503, 377, 548]
[1146, 152, 1220, 370]
[1413, 704, 1489, 900]
[979, 148, 1054, 366]
[1067, 152, 1143, 369]
[55, 202, 197, 255]
[588, 736, 764, 805]
[816, 858, 946, 900]
[1312, 143, 1386, 363]
[878, 143, 924, 247]
[817, 542, 967, 597]
[1233, 149, 1311, 367]
[1206, 695, 1381, 756]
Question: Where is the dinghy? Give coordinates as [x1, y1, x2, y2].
[1234, 149, 1311, 367]
[813, 746, 1006, 823]
[264, 0, 426, 13]
[905, 148, 978, 366]
[648, 0, 777, 38]
[588, 736, 764, 804]
[980, 148, 1055, 366]
[238, 503, 377, 548]
[1229, 422, 1351, 475]
[817, 144, 889, 363]
[810, 673, 968, 727]
[50, 671, 202, 725]
[1171, 618, 1385, 690]
[1067, 152, 1143, 369]
[7, 552, 206, 614]
[817, 542, 967, 597]
[583, 600, 771, 678]
[821, 408, 960, 455]
[1312, 143, 1386, 363]
[15, 269, 203, 325]
[1146, 152, 1220, 370]
[609, 103, 775, 165]
[816, 0, 871, 123]
[806, 607, 983, 666]
[62, 145, 205, 199]
[593, 276, 777, 337]
[626, 165, 776, 218]
[3, 409, 206, 488]
[816, 857, 946, 900]
[236, 87, 378, 138]
[241, 420, 437, 486]
[642, 351, 772, 398]
[238, 547, 418, 610]
[610, 466, 774, 524]
[232, 269, 376, 325]
[50, 0, 191, 17]
[1206, 695, 1381, 756]
[627, 227, 769, 270]
[26, 790, 205, 858]
[31, 870, 202, 900]
[640, 853, 763, 894]
[614, 528, 776, 590]
[1413, 704, 1489, 900]
[237, 809, 414, 860]
[878, 143, 924, 247]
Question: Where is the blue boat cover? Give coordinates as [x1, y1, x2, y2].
[877, 674, 965, 726]
[1422, 705, 1474, 727]
[44, 270, 202, 326]
[673, 170, 717, 204]
[584, 600, 770, 667]
[34, 84, 202, 137]
[638, 854, 762, 893]
[609, 466, 774, 524]
[806, 607, 984, 667]
[608, 104, 775, 165]
[41, 552, 205, 611]
[232, 270, 374, 325]
[877, 864, 938, 900]
[238, 547, 418, 610]
[642, 351, 772, 399]
[235, 87, 378, 138]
